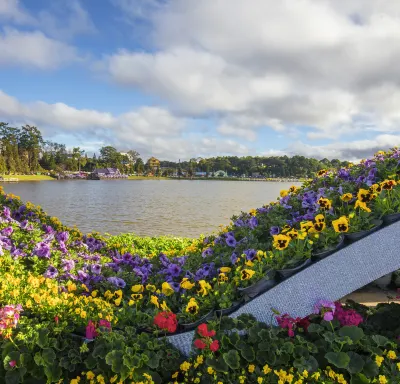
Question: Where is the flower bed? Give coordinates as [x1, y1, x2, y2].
[1, 149, 400, 382]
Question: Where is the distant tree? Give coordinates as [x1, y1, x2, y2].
[135, 158, 144, 174]
[127, 150, 140, 163]
[100, 146, 121, 169]
[19, 125, 43, 172]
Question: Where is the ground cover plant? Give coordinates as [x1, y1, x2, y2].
[1, 149, 400, 382]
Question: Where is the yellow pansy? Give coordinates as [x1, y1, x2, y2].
[180, 278, 195, 290]
[162, 282, 174, 296]
[131, 284, 144, 293]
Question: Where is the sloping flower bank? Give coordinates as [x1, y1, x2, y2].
[1, 149, 400, 382]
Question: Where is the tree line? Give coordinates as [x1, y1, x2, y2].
[0, 122, 349, 177]
[160, 156, 350, 178]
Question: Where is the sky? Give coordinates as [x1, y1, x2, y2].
[1, 1, 400, 161]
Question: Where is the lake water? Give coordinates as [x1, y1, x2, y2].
[1, 180, 300, 238]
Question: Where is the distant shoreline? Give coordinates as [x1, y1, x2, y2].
[0, 174, 307, 183]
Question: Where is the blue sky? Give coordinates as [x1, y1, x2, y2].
[1, 0, 400, 161]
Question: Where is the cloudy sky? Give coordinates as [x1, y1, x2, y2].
[1, 0, 400, 161]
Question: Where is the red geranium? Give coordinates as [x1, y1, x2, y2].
[194, 339, 207, 349]
[197, 323, 216, 337]
[209, 340, 220, 352]
[297, 316, 311, 332]
[153, 311, 178, 333]
[194, 323, 220, 353]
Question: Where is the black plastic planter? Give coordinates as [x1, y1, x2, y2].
[311, 235, 345, 262]
[179, 309, 214, 331]
[344, 219, 383, 243]
[382, 213, 400, 226]
[238, 270, 277, 299]
[215, 300, 243, 317]
[277, 258, 312, 280]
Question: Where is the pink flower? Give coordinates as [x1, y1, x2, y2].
[85, 320, 97, 340]
[99, 320, 111, 330]
[276, 314, 300, 337]
[334, 302, 363, 326]
[314, 300, 335, 322]
[54, 316, 59, 325]
[9, 360, 16, 367]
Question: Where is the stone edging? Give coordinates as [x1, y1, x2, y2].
[167, 220, 400, 355]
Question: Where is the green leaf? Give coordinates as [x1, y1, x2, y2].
[41, 349, 56, 366]
[322, 332, 336, 343]
[223, 350, 240, 370]
[37, 329, 49, 348]
[33, 353, 44, 367]
[144, 351, 161, 370]
[350, 373, 369, 384]
[5, 370, 22, 384]
[293, 356, 319, 372]
[339, 326, 364, 343]
[92, 342, 108, 359]
[325, 352, 350, 369]
[219, 317, 236, 331]
[105, 350, 124, 373]
[240, 346, 255, 362]
[256, 350, 276, 366]
[281, 342, 294, 354]
[205, 357, 229, 373]
[44, 364, 62, 382]
[362, 358, 379, 378]
[371, 335, 389, 347]
[347, 352, 365, 374]
[235, 340, 248, 351]
[294, 346, 309, 359]
[307, 323, 324, 333]
[258, 341, 271, 351]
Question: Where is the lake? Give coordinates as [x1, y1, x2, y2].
[1, 180, 300, 238]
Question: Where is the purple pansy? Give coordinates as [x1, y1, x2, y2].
[107, 276, 126, 288]
[44, 265, 58, 279]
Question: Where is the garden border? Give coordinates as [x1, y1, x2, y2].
[167, 219, 400, 355]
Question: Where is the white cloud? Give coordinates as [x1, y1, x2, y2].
[0, 90, 251, 160]
[0, 28, 78, 69]
[105, 0, 400, 142]
[0, 0, 33, 24]
[0, 1, 93, 70]
[36, 0, 96, 40]
[287, 135, 400, 161]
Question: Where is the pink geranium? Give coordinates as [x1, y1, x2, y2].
[314, 300, 335, 321]
[85, 320, 97, 340]
[334, 302, 363, 326]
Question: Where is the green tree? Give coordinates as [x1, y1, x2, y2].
[135, 158, 144, 174]
[18, 125, 43, 172]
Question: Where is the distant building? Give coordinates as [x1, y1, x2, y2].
[147, 157, 160, 169]
[195, 171, 207, 177]
[93, 168, 121, 177]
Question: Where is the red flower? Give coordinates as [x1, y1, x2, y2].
[9, 360, 16, 367]
[209, 340, 220, 352]
[194, 339, 207, 349]
[54, 316, 59, 325]
[197, 323, 216, 337]
[153, 311, 178, 333]
[296, 317, 311, 332]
